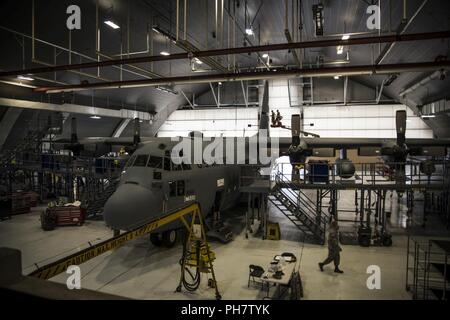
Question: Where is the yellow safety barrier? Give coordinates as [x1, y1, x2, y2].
[29, 202, 201, 280]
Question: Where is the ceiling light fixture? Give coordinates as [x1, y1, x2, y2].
[421, 114, 436, 119]
[334, 75, 340, 80]
[194, 58, 203, 64]
[245, 28, 254, 36]
[104, 20, 120, 29]
[160, 51, 170, 56]
[90, 115, 102, 119]
[337, 45, 344, 55]
[17, 75, 34, 81]
[342, 34, 350, 40]
[312, 4, 324, 36]
[262, 53, 269, 58]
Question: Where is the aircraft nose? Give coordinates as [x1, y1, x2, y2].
[103, 183, 163, 230]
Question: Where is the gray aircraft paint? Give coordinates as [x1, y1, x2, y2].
[104, 82, 271, 231]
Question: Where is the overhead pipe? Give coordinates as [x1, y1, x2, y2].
[2, 30, 449, 78]
[34, 60, 450, 93]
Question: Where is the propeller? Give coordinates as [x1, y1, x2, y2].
[379, 110, 408, 160]
[288, 114, 334, 163]
[124, 117, 142, 154]
[65, 117, 84, 156]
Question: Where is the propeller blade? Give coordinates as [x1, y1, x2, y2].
[396, 110, 407, 147]
[133, 118, 141, 145]
[291, 114, 300, 146]
[259, 81, 270, 131]
[70, 117, 78, 144]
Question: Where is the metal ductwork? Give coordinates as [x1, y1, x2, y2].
[0, 31, 449, 78]
[399, 70, 445, 97]
[34, 60, 450, 93]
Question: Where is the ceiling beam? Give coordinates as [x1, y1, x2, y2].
[1, 31, 449, 78]
[375, 0, 429, 65]
[34, 60, 450, 93]
[0, 98, 154, 121]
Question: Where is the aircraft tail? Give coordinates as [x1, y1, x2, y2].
[259, 80, 270, 132]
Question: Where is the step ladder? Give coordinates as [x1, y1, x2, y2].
[269, 186, 328, 244]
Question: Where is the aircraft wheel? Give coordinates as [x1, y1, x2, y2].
[150, 233, 163, 246]
[162, 229, 178, 248]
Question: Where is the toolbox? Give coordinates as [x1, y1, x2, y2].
[41, 206, 86, 230]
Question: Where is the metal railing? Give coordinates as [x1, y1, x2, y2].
[271, 160, 450, 189]
[274, 170, 329, 226]
[406, 236, 450, 300]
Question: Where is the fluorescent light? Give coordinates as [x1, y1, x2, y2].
[245, 28, 254, 36]
[104, 20, 120, 29]
[334, 75, 340, 80]
[17, 75, 34, 81]
[0, 80, 36, 88]
[160, 51, 170, 56]
[262, 53, 269, 58]
[421, 115, 436, 118]
[218, 82, 222, 85]
[90, 115, 101, 119]
[337, 45, 344, 55]
[342, 34, 350, 40]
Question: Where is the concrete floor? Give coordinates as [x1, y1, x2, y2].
[0, 188, 447, 300]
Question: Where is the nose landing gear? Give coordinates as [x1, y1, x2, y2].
[150, 229, 178, 248]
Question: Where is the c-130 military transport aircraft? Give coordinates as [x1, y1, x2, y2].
[82, 81, 448, 248]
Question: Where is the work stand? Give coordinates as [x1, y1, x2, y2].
[176, 205, 221, 300]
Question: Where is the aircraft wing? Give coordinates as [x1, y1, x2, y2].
[277, 137, 450, 157]
[284, 137, 450, 148]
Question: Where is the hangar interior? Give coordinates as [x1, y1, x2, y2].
[0, 0, 449, 300]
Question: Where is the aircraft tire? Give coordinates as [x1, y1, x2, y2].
[162, 229, 178, 248]
[150, 233, 163, 246]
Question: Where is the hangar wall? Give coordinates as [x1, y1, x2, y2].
[157, 79, 434, 139]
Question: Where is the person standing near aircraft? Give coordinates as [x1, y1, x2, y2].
[318, 220, 344, 273]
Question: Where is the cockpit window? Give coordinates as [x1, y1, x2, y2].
[164, 158, 171, 171]
[133, 154, 149, 167]
[147, 156, 162, 169]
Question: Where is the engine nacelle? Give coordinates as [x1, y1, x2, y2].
[420, 160, 436, 176]
[335, 158, 355, 179]
[288, 140, 309, 164]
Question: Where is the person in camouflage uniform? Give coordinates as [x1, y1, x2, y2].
[318, 220, 344, 274]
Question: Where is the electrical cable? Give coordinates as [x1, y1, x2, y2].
[179, 233, 201, 291]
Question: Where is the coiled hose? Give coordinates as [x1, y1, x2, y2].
[179, 234, 201, 291]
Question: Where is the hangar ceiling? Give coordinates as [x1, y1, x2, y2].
[0, 0, 449, 140]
